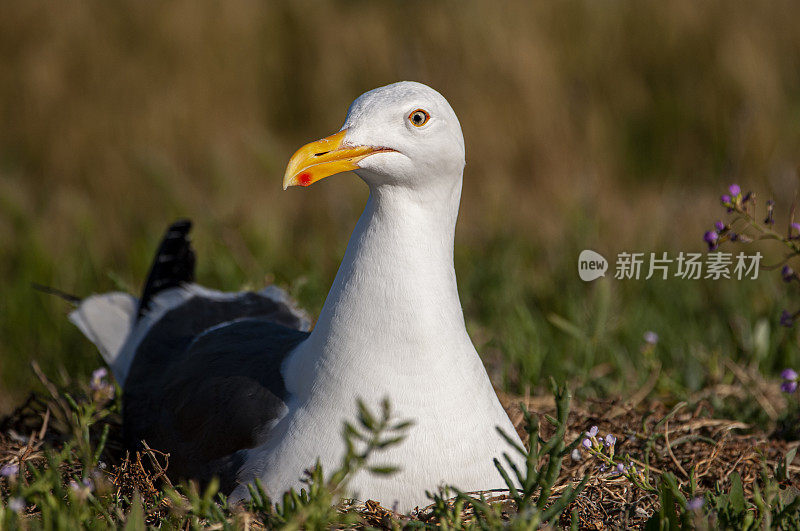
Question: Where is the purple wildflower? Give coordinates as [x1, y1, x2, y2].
[69, 477, 93, 491]
[0, 463, 19, 477]
[604, 434, 617, 447]
[89, 367, 115, 400]
[90, 368, 109, 390]
[614, 463, 627, 474]
[687, 497, 704, 511]
[780, 310, 794, 328]
[720, 194, 732, 205]
[68, 477, 94, 500]
[587, 425, 599, 437]
[8, 497, 24, 513]
[703, 231, 719, 250]
[581, 438, 592, 449]
[729, 184, 741, 196]
[714, 221, 725, 232]
[781, 381, 798, 393]
[781, 368, 798, 381]
[765, 200, 775, 224]
[643, 331, 659, 345]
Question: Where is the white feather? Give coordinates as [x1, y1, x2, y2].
[68, 292, 137, 378]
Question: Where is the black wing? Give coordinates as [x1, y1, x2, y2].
[121, 220, 311, 490]
[123, 317, 308, 490]
[137, 219, 196, 318]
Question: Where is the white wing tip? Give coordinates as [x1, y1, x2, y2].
[69, 292, 137, 381]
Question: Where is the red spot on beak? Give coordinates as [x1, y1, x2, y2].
[298, 172, 312, 186]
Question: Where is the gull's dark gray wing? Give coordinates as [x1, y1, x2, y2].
[137, 219, 195, 318]
[116, 220, 311, 490]
[123, 317, 308, 489]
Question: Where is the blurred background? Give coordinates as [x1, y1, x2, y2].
[2, 1, 800, 415]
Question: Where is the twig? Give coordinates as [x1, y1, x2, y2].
[664, 418, 688, 479]
[723, 358, 780, 420]
[38, 408, 50, 442]
[608, 362, 660, 419]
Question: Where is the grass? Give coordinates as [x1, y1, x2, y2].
[2, 371, 798, 528]
[2, 0, 800, 526]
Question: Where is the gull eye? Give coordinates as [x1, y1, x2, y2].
[408, 109, 430, 127]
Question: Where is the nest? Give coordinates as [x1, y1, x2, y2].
[1, 363, 799, 529]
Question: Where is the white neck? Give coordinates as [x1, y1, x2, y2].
[260, 172, 526, 510]
[284, 177, 471, 398]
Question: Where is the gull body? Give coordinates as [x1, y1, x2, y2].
[70, 82, 523, 511]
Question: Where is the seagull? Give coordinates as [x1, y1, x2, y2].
[69, 81, 523, 511]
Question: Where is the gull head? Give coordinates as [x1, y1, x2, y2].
[283, 81, 465, 191]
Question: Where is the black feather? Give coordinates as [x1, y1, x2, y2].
[31, 283, 82, 305]
[137, 219, 196, 319]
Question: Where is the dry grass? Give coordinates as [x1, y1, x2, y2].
[2, 363, 798, 528]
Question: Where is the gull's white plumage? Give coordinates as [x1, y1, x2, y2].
[233, 82, 522, 507]
[71, 81, 524, 512]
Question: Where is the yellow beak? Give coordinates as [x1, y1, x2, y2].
[282, 130, 392, 189]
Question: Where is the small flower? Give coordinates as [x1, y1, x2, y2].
[89, 367, 115, 400]
[780, 310, 794, 328]
[69, 477, 94, 500]
[703, 231, 719, 250]
[687, 497, 704, 511]
[781, 368, 798, 381]
[782, 265, 795, 282]
[0, 463, 19, 477]
[597, 463, 607, 472]
[729, 184, 741, 196]
[72, 477, 93, 491]
[8, 497, 24, 513]
[571, 448, 582, 461]
[720, 194, 732, 205]
[614, 463, 627, 474]
[714, 220, 725, 232]
[765, 200, 775, 225]
[587, 425, 599, 437]
[581, 438, 592, 449]
[604, 434, 617, 447]
[781, 380, 798, 394]
[90, 368, 107, 390]
[643, 331, 659, 345]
